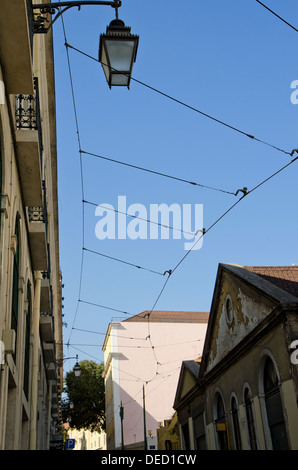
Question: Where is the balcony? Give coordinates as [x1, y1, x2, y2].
[14, 77, 43, 207]
[46, 363, 57, 381]
[43, 341, 55, 365]
[0, 1, 33, 95]
[40, 313, 54, 343]
[40, 271, 51, 313]
[27, 205, 47, 271]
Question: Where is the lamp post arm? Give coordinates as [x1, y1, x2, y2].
[32, 1, 122, 32]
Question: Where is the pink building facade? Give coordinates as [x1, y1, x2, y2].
[102, 311, 209, 450]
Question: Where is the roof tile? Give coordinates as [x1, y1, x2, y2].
[244, 265, 298, 298]
[123, 311, 209, 323]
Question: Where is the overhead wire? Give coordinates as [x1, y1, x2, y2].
[72, 326, 148, 341]
[81, 150, 238, 196]
[171, 153, 298, 275]
[59, 10, 243, 344]
[78, 299, 133, 315]
[70, 327, 203, 348]
[58, 3, 86, 345]
[84, 199, 200, 237]
[83, 247, 166, 276]
[256, 0, 298, 33]
[65, 42, 295, 158]
[58, 6, 298, 378]
[141, 153, 298, 376]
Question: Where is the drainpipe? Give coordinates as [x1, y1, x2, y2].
[29, 271, 42, 450]
[143, 385, 147, 450]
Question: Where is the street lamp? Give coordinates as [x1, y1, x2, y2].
[57, 354, 81, 377]
[99, 18, 139, 89]
[31, 1, 139, 88]
[73, 355, 81, 377]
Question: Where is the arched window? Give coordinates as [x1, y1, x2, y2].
[23, 281, 31, 399]
[11, 217, 20, 361]
[165, 440, 172, 450]
[244, 387, 258, 450]
[231, 396, 242, 450]
[263, 357, 289, 450]
[214, 393, 229, 450]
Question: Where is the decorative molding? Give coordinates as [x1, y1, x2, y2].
[18, 276, 25, 294]
[0, 194, 10, 219]
[10, 234, 17, 255]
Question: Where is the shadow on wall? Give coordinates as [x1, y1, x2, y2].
[119, 386, 158, 450]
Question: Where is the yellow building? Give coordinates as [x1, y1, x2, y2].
[66, 426, 107, 450]
[157, 414, 180, 450]
[0, 1, 63, 449]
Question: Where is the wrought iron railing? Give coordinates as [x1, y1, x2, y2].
[15, 93, 37, 130]
[28, 205, 45, 222]
[15, 77, 43, 168]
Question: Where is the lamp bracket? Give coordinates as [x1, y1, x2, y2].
[31, 0, 122, 33]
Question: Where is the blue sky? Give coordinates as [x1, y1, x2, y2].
[52, 0, 298, 371]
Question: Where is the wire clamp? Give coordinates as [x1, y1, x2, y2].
[235, 187, 248, 197]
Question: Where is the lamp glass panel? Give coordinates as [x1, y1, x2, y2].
[111, 74, 130, 86]
[100, 45, 110, 82]
[105, 40, 135, 71]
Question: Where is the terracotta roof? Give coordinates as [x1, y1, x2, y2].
[244, 265, 298, 298]
[123, 311, 209, 323]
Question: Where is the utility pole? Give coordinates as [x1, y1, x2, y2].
[143, 385, 147, 450]
[120, 402, 124, 450]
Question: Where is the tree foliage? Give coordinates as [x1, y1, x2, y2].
[62, 360, 105, 432]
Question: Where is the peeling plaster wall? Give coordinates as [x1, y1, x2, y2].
[207, 272, 275, 373]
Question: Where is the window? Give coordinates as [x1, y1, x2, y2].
[165, 440, 172, 450]
[181, 422, 190, 450]
[214, 393, 229, 450]
[263, 357, 289, 450]
[231, 396, 242, 450]
[11, 217, 20, 360]
[244, 387, 258, 450]
[225, 295, 234, 326]
[194, 411, 207, 450]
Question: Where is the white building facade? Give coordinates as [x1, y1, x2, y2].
[102, 311, 209, 450]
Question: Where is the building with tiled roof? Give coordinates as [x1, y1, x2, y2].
[174, 263, 298, 451]
[244, 265, 298, 298]
[124, 311, 209, 323]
